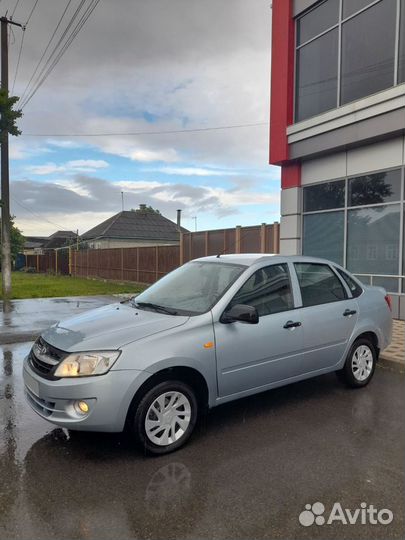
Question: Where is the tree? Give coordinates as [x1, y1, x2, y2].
[131, 205, 161, 214]
[0, 216, 24, 267]
[0, 89, 22, 140]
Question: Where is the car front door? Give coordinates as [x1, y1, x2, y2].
[214, 263, 304, 398]
[293, 262, 359, 373]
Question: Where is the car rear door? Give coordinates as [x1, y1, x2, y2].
[214, 262, 304, 397]
[293, 262, 359, 373]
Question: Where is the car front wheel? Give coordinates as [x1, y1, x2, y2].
[337, 337, 377, 388]
[131, 380, 198, 455]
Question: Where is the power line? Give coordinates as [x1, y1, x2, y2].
[25, 0, 39, 25]
[21, 0, 100, 109]
[20, 122, 269, 137]
[11, 25, 24, 93]
[11, 0, 21, 18]
[11, 195, 69, 230]
[18, 0, 72, 104]
[22, 0, 100, 109]
[19, 0, 84, 105]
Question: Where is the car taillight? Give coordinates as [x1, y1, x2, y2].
[384, 295, 392, 311]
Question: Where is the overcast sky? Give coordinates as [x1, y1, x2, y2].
[5, 0, 279, 235]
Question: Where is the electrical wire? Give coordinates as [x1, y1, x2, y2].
[20, 122, 269, 137]
[18, 0, 73, 104]
[22, 0, 100, 108]
[11, 26, 25, 93]
[21, 0, 101, 109]
[19, 0, 85, 105]
[25, 0, 39, 26]
[11, 0, 21, 18]
[11, 195, 70, 230]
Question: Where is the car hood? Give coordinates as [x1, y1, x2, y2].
[41, 302, 189, 352]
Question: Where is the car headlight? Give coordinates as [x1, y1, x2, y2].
[54, 351, 121, 377]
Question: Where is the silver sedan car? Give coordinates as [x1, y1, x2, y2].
[23, 255, 392, 454]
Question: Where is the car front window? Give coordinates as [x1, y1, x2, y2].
[133, 261, 246, 315]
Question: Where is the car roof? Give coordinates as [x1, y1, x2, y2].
[192, 254, 340, 267]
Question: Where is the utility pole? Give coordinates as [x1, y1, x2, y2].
[1, 16, 23, 299]
[192, 216, 197, 232]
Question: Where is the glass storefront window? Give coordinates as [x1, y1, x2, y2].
[347, 204, 401, 276]
[348, 169, 402, 206]
[303, 180, 345, 212]
[303, 211, 344, 265]
[373, 276, 400, 293]
[297, 0, 339, 45]
[343, 0, 374, 18]
[295, 29, 339, 122]
[400, 0, 405, 83]
[295, 0, 402, 122]
[341, 0, 397, 105]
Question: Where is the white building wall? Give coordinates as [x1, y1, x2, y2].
[279, 135, 405, 319]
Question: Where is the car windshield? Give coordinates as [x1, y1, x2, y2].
[133, 261, 246, 316]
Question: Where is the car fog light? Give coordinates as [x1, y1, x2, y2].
[75, 400, 90, 414]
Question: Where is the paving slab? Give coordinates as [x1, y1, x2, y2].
[0, 296, 118, 345]
[380, 319, 405, 369]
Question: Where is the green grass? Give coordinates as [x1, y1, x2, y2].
[0, 272, 147, 300]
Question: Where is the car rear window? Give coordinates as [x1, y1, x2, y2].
[335, 268, 363, 298]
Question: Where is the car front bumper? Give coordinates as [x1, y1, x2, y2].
[23, 356, 151, 432]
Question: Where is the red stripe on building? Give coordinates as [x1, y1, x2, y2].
[269, 0, 301, 188]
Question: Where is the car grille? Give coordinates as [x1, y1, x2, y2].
[25, 385, 56, 417]
[29, 337, 65, 379]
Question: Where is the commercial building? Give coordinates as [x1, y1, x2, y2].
[270, 0, 405, 319]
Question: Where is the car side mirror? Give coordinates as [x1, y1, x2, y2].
[221, 304, 259, 324]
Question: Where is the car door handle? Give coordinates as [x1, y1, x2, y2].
[283, 320, 302, 329]
[343, 309, 357, 317]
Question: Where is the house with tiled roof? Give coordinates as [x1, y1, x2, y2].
[82, 205, 188, 249]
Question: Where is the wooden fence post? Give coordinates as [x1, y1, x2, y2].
[155, 246, 159, 282]
[121, 248, 124, 281]
[55, 250, 58, 274]
[235, 226, 241, 253]
[136, 248, 140, 282]
[87, 250, 90, 278]
[260, 223, 266, 253]
[68, 247, 72, 275]
[179, 232, 184, 266]
[36, 253, 39, 272]
[205, 231, 209, 256]
[273, 222, 280, 253]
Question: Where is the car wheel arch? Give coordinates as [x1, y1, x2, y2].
[124, 366, 210, 429]
[352, 331, 380, 356]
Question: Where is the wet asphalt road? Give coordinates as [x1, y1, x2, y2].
[0, 342, 404, 540]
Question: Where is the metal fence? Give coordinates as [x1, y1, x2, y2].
[72, 245, 179, 284]
[23, 222, 280, 284]
[181, 223, 280, 263]
[25, 250, 69, 274]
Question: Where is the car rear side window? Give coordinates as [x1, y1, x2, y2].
[335, 267, 363, 298]
[294, 262, 347, 308]
[228, 263, 294, 317]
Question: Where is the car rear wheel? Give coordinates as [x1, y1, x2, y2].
[130, 380, 198, 455]
[337, 337, 377, 388]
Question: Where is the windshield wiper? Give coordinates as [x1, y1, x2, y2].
[134, 301, 178, 315]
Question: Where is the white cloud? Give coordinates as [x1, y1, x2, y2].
[27, 159, 109, 175]
[155, 166, 239, 176]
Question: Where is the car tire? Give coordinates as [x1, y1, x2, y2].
[130, 380, 198, 455]
[337, 337, 377, 388]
